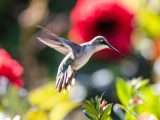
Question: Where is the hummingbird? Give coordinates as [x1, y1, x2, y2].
[37, 27, 125, 93]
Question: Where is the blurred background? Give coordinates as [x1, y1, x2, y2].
[0, 0, 160, 120]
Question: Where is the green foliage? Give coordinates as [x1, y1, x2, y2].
[116, 78, 132, 106]
[83, 78, 160, 120]
[2, 86, 29, 117]
[115, 78, 159, 120]
[83, 95, 112, 120]
[101, 104, 112, 120]
[125, 112, 136, 120]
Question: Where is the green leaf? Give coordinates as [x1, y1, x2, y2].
[130, 78, 149, 90]
[91, 98, 96, 108]
[139, 85, 160, 118]
[116, 78, 132, 106]
[96, 97, 102, 114]
[83, 100, 99, 119]
[83, 110, 97, 120]
[125, 111, 136, 120]
[86, 100, 98, 115]
[101, 104, 112, 120]
[136, 80, 148, 90]
[83, 96, 113, 120]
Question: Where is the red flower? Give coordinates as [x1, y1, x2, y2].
[0, 49, 24, 87]
[69, 0, 133, 61]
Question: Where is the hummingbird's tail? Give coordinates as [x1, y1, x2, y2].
[55, 65, 75, 93]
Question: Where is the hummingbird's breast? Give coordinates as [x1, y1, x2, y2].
[71, 45, 93, 70]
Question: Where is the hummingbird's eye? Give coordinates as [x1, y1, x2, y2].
[99, 39, 104, 43]
[100, 40, 103, 42]
[100, 39, 107, 45]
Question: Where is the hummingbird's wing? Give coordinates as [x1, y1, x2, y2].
[37, 37, 69, 55]
[37, 26, 81, 59]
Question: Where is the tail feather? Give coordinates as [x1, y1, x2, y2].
[55, 65, 75, 93]
[57, 74, 64, 92]
[62, 71, 67, 88]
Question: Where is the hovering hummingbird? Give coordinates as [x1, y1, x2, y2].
[37, 27, 125, 93]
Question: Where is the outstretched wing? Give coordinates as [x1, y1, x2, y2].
[37, 37, 69, 55]
[37, 26, 81, 59]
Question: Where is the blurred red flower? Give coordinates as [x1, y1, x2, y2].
[0, 49, 24, 87]
[69, 0, 133, 61]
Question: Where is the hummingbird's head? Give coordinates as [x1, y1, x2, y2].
[91, 36, 125, 57]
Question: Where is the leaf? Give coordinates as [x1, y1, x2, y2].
[83, 96, 113, 120]
[139, 85, 160, 117]
[101, 104, 112, 120]
[28, 82, 69, 110]
[135, 79, 149, 90]
[96, 97, 102, 114]
[49, 101, 79, 120]
[116, 78, 132, 106]
[125, 111, 136, 120]
[91, 98, 96, 109]
[83, 100, 99, 119]
[83, 110, 97, 120]
[24, 108, 48, 120]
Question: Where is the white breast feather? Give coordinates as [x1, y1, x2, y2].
[72, 46, 93, 70]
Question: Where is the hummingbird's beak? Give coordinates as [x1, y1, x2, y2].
[107, 44, 125, 58]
